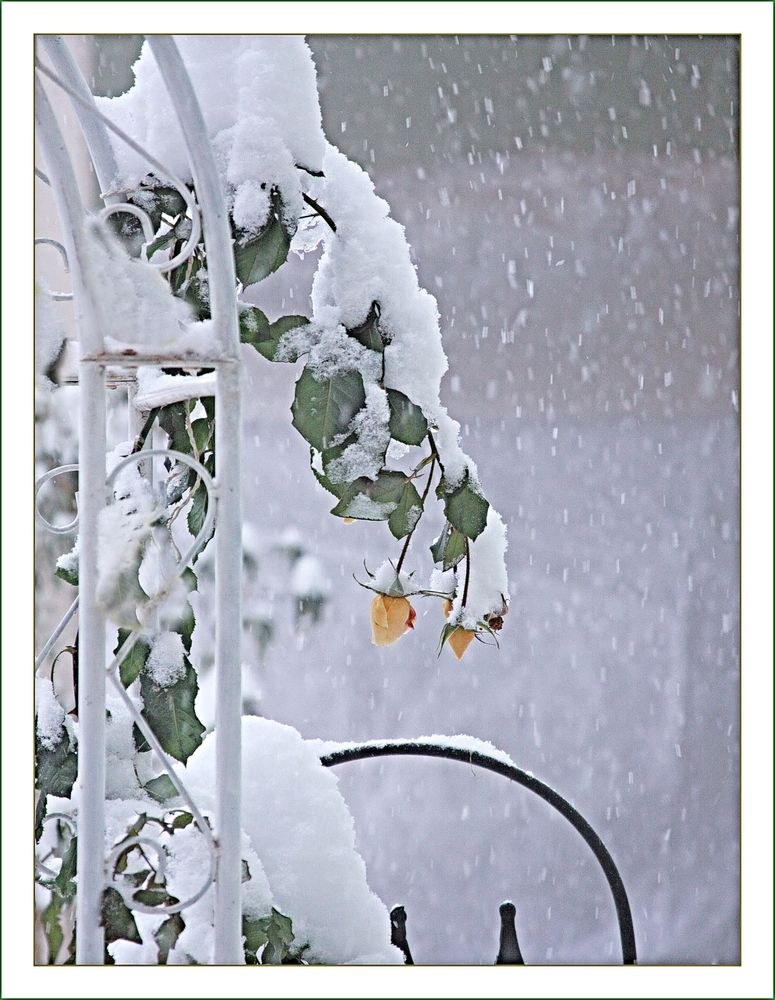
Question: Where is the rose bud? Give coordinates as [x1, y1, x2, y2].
[371, 594, 416, 646]
[448, 627, 476, 660]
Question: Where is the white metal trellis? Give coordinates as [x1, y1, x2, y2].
[35, 36, 244, 964]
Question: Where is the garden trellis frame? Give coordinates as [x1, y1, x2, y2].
[35, 34, 244, 964]
[35, 34, 636, 966]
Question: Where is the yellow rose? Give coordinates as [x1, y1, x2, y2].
[448, 627, 475, 660]
[370, 594, 416, 646]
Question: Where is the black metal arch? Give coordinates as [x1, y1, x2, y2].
[320, 741, 636, 965]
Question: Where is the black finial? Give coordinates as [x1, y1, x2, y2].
[496, 900, 524, 964]
[390, 905, 414, 965]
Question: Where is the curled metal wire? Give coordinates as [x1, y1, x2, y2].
[35, 57, 202, 275]
[35, 463, 79, 534]
[35, 238, 73, 300]
[35, 812, 78, 881]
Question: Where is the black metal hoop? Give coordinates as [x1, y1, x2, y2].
[320, 741, 636, 965]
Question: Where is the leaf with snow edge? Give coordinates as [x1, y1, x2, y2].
[35, 732, 77, 841]
[144, 774, 178, 803]
[309, 435, 358, 500]
[155, 913, 185, 964]
[347, 301, 387, 353]
[178, 567, 197, 653]
[243, 909, 295, 965]
[330, 470, 408, 522]
[171, 811, 194, 830]
[186, 480, 211, 542]
[134, 658, 205, 764]
[158, 402, 193, 456]
[145, 216, 192, 259]
[386, 388, 428, 446]
[55, 551, 79, 587]
[291, 367, 366, 452]
[234, 190, 292, 287]
[387, 480, 423, 540]
[101, 888, 142, 947]
[430, 523, 468, 571]
[133, 886, 179, 908]
[437, 470, 489, 541]
[114, 629, 151, 688]
[240, 308, 310, 363]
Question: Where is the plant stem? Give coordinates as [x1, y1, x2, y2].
[301, 193, 337, 233]
[462, 538, 471, 608]
[395, 454, 436, 575]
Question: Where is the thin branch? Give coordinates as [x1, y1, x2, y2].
[462, 538, 471, 608]
[395, 454, 436, 575]
[301, 193, 337, 233]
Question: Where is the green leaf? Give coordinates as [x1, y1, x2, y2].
[171, 811, 194, 830]
[347, 301, 386, 352]
[154, 185, 187, 219]
[101, 887, 142, 947]
[55, 548, 79, 587]
[243, 914, 269, 964]
[291, 368, 366, 451]
[234, 191, 292, 287]
[143, 774, 178, 803]
[437, 622, 458, 656]
[330, 470, 409, 522]
[438, 470, 489, 541]
[133, 887, 178, 908]
[50, 832, 78, 902]
[135, 659, 205, 764]
[114, 630, 151, 688]
[386, 388, 428, 446]
[35, 732, 77, 841]
[187, 481, 210, 540]
[240, 308, 310, 363]
[177, 567, 197, 654]
[155, 913, 185, 964]
[388, 479, 423, 540]
[243, 909, 295, 965]
[158, 403, 192, 455]
[430, 523, 468, 571]
[190, 417, 212, 453]
[41, 894, 65, 964]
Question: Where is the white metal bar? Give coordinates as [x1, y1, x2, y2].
[36, 75, 108, 964]
[147, 36, 243, 964]
[38, 36, 121, 204]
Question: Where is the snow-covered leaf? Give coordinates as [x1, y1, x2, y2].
[241, 308, 310, 362]
[386, 388, 428, 446]
[234, 191, 292, 287]
[135, 659, 205, 764]
[438, 471, 489, 541]
[347, 301, 386, 353]
[291, 368, 366, 451]
[430, 523, 468, 571]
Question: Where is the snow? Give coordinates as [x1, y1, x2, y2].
[146, 630, 186, 687]
[34, 282, 65, 380]
[55, 539, 79, 579]
[183, 717, 403, 964]
[35, 678, 66, 750]
[96, 37, 325, 233]
[453, 509, 509, 628]
[134, 367, 216, 410]
[82, 220, 194, 352]
[314, 733, 518, 770]
[326, 383, 391, 484]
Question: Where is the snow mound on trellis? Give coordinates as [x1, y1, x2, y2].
[96, 36, 325, 228]
[184, 717, 403, 964]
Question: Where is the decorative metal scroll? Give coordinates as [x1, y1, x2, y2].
[321, 741, 637, 965]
